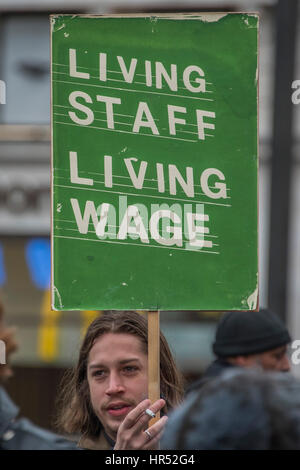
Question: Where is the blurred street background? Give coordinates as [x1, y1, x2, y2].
[0, 0, 300, 430]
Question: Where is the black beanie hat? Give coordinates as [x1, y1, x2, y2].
[213, 309, 291, 357]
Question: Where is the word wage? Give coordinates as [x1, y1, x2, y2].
[71, 196, 213, 250]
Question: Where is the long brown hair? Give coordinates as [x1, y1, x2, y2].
[56, 311, 184, 438]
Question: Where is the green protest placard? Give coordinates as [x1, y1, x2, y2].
[51, 13, 258, 311]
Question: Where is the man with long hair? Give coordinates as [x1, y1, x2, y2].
[56, 311, 184, 450]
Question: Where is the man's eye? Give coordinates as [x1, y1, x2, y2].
[93, 370, 105, 377]
[123, 366, 138, 373]
[273, 352, 285, 360]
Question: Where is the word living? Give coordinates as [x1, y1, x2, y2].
[69, 49, 206, 93]
[69, 49, 207, 94]
[67, 49, 216, 140]
[70, 151, 228, 200]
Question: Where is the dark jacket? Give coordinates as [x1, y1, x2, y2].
[78, 432, 114, 450]
[186, 358, 235, 395]
[0, 386, 77, 450]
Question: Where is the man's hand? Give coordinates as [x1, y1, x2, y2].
[114, 398, 167, 450]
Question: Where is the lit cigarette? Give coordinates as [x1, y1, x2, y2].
[145, 408, 156, 419]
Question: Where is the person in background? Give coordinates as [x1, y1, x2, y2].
[188, 308, 291, 394]
[55, 310, 184, 450]
[0, 301, 77, 450]
[161, 368, 300, 450]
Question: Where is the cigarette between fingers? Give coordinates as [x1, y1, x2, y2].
[145, 408, 156, 419]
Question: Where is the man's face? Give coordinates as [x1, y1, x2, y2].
[87, 332, 148, 440]
[233, 345, 290, 372]
[256, 345, 290, 372]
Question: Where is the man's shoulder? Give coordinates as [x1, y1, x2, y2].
[186, 359, 233, 395]
[204, 358, 233, 377]
[2, 417, 78, 450]
[0, 386, 77, 450]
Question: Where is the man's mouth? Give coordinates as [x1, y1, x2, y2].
[107, 403, 132, 417]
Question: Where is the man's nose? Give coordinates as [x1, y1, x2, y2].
[105, 372, 125, 394]
[280, 354, 291, 372]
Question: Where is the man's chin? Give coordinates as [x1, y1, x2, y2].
[102, 409, 132, 440]
[103, 421, 121, 441]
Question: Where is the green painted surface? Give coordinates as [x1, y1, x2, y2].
[51, 13, 258, 311]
